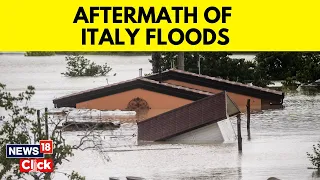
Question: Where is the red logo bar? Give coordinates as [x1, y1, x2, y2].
[39, 140, 53, 154]
[19, 159, 53, 173]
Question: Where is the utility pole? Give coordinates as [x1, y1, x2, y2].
[177, 52, 184, 70]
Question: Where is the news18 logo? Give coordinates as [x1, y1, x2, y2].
[6, 140, 54, 173]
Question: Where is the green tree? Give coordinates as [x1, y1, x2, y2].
[296, 53, 320, 84]
[55, 52, 150, 56]
[307, 142, 320, 170]
[251, 63, 273, 87]
[0, 83, 92, 180]
[254, 52, 301, 80]
[25, 52, 56, 56]
[149, 52, 174, 73]
[149, 52, 256, 84]
[254, 52, 320, 84]
[62, 55, 112, 77]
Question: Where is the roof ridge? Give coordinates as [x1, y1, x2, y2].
[53, 77, 142, 101]
[53, 76, 214, 102]
[140, 78, 214, 96]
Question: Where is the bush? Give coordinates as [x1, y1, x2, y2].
[0, 83, 86, 179]
[307, 142, 320, 170]
[282, 77, 297, 87]
[24, 51, 55, 56]
[62, 55, 112, 77]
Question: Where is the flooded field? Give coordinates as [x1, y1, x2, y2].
[0, 54, 320, 180]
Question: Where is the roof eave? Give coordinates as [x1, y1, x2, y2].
[146, 70, 284, 101]
[53, 78, 213, 108]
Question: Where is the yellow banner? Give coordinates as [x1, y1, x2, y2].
[0, 0, 319, 51]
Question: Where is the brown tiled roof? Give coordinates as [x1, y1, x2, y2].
[53, 78, 214, 108]
[138, 92, 229, 141]
[139, 78, 213, 96]
[145, 69, 284, 102]
[170, 69, 283, 95]
[53, 78, 141, 101]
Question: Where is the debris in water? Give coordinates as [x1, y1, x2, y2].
[58, 121, 120, 131]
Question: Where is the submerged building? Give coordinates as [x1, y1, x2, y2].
[53, 69, 284, 143]
[146, 69, 284, 112]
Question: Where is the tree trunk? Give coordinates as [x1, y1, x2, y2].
[151, 53, 161, 73]
[44, 173, 51, 180]
[177, 52, 184, 70]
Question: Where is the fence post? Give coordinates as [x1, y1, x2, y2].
[237, 114, 242, 152]
[247, 99, 251, 140]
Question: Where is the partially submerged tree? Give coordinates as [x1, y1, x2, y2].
[62, 55, 112, 77]
[0, 83, 107, 179]
[25, 52, 56, 56]
[255, 52, 320, 84]
[149, 52, 257, 84]
[150, 52, 320, 88]
[307, 142, 320, 170]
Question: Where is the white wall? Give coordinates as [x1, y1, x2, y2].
[166, 123, 224, 144]
[217, 118, 236, 143]
[165, 118, 236, 144]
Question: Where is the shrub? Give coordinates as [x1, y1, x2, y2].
[24, 51, 55, 56]
[0, 83, 86, 179]
[62, 55, 112, 77]
[307, 142, 320, 170]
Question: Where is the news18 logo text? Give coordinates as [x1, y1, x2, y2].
[6, 140, 54, 173]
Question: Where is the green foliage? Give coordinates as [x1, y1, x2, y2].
[61, 55, 112, 77]
[282, 77, 296, 87]
[25, 52, 56, 56]
[254, 52, 298, 80]
[281, 77, 299, 91]
[55, 52, 150, 56]
[69, 171, 86, 180]
[150, 52, 259, 85]
[149, 53, 163, 73]
[150, 52, 320, 87]
[0, 83, 35, 179]
[251, 64, 273, 87]
[255, 52, 320, 84]
[307, 142, 320, 170]
[25, 51, 150, 56]
[0, 83, 85, 180]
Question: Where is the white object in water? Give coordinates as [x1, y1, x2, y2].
[166, 122, 225, 144]
[217, 117, 236, 143]
[166, 118, 235, 144]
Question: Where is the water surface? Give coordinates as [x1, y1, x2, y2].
[0, 54, 319, 180]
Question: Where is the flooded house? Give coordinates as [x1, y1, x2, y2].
[53, 69, 284, 143]
[145, 69, 285, 112]
[53, 78, 214, 120]
[137, 91, 240, 143]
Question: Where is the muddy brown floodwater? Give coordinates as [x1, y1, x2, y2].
[0, 54, 320, 180]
